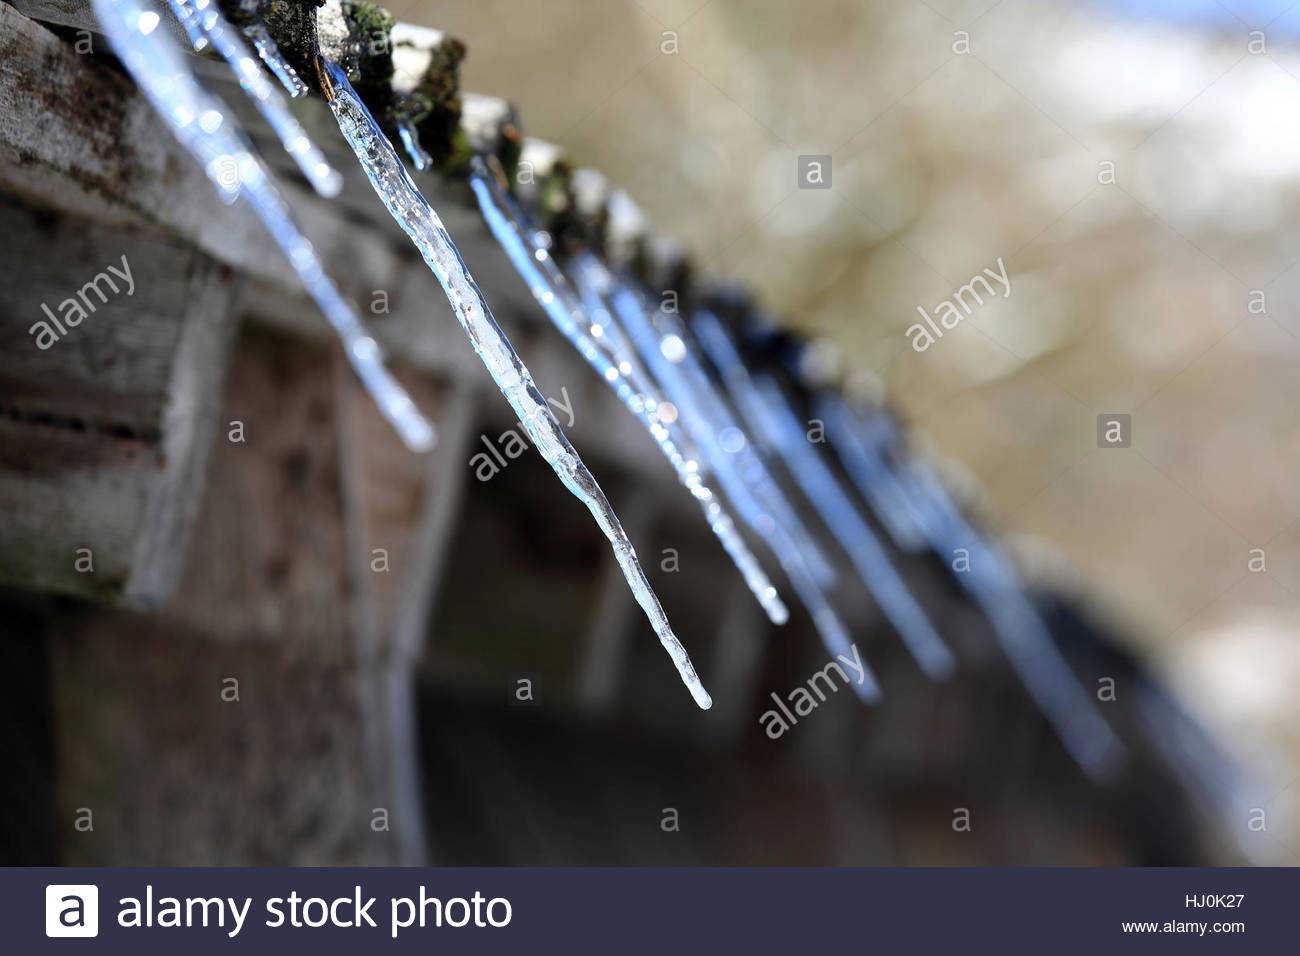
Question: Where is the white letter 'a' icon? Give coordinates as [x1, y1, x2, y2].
[45, 885, 99, 937]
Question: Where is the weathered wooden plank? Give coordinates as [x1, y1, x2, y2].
[0, 195, 237, 604]
[0, 205, 181, 435]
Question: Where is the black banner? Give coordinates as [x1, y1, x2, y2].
[6, 866, 1296, 953]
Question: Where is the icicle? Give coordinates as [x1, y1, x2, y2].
[762, 380, 929, 553]
[690, 305, 949, 678]
[573, 260, 828, 585]
[820, 394, 1121, 772]
[239, 0, 310, 98]
[748, 373, 955, 680]
[466, 162, 788, 626]
[571, 262, 878, 701]
[897, 449, 1122, 774]
[563, 256, 813, 626]
[91, 0, 435, 452]
[318, 59, 711, 709]
[577, 259, 838, 588]
[616, 280, 880, 701]
[696, 317, 929, 558]
[397, 117, 432, 171]
[167, 0, 208, 50]
[167, 0, 343, 197]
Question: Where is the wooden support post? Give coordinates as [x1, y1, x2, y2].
[335, 356, 479, 865]
[389, 378, 480, 661]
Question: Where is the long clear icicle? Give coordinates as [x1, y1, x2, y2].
[168, 0, 342, 197]
[466, 162, 788, 626]
[570, 263, 878, 701]
[91, 0, 435, 452]
[822, 397, 1121, 773]
[749, 373, 955, 679]
[319, 60, 711, 709]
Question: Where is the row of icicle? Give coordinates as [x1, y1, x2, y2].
[91, 0, 1122, 775]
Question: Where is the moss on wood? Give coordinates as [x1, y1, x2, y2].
[214, 1, 504, 178]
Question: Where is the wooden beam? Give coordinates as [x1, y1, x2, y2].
[0, 194, 237, 604]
